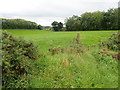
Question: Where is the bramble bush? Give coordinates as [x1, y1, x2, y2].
[99, 33, 120, 52]
[1, 31, 39, 88]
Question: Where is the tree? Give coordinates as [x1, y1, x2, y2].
[89, 11, 105, 30]
[80, 12, 92, 30]
[51, 21, 59, 31]
[51, 21, 63, 31]
[37, 25, 43, 30]
[65, 15, 80, 31]
[58, 22, 63, 31]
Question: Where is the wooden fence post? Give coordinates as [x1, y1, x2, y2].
[76, 33, 80, 44]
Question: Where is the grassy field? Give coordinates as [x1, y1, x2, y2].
[6, 30, 117, 52]
[5, 29, 118, 88]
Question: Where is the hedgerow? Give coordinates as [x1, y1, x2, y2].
[1, 31, 39, 88]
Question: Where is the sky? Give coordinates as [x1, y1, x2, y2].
[0, 0, 119, 26]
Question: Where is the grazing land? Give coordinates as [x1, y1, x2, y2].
[6, 30, 117, 51]
[5, 29, 118, 88]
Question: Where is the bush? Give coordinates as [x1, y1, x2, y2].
[99, 33, 120, 51]
[1, 31, 39, 88]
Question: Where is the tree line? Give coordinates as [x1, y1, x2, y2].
[2, 18, 43, 29]
[64, 8, 119, 31]
[1, 8, 119, 31]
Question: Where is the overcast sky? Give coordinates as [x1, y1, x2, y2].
[0, 0, 119, 26]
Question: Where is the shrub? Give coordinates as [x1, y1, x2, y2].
[99, 33, 120, 52]
[1, 31, 39, 88]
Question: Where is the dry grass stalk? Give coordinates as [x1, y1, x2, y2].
[61, 59, 69, 67]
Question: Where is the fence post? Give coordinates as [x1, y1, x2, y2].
[76, 33, 80, 44]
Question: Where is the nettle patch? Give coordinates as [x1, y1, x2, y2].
[1, 31, 39, 88]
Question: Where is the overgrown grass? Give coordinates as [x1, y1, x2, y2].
[5, 29, 118, 88]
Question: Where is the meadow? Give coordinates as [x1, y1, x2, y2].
[5, 29, 118, 88]
[6, 30, 117, 52]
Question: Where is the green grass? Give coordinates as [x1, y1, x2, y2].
[5, 29, 118, 88]
[6, 30, 117, 52]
